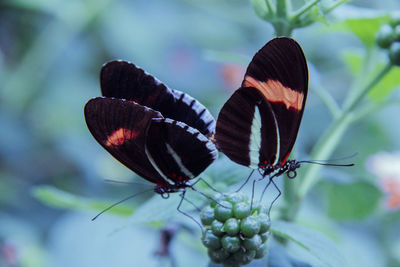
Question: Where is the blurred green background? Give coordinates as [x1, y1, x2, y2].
[1, 0, 400, 266]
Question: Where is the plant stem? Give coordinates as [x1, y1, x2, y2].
[312, 86, 341, 119]
[323, 0, 350, 14]
[265, 0, 276, 14]
[291, 0, 321, 22]
[274, 0, 292, 36]
[343, 62, 393, 113]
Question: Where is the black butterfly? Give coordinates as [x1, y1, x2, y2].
[84, 61, 218, 197]
[215, 37, 309, 179]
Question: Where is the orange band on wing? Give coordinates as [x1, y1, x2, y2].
[243, 76, 303, 111]
[106, 128, 138, 147]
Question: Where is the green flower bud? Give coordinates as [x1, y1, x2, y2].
[390, 11, 400, 27]
[258, 213, 271, 233]
[223, 218, 240, 236]
[233, 249, 256, 265]
[243, 234, 262, 250]
[200, 206, 214, 226]
[389, 41, 400, 66]
[211, 220, 225, 237]
[240, 216, 261, 238]
[254, 243, 268, 259]
[221, 235, 241, 253]
[214, 201, 233, 222]
[376, 24, 395, 49]
[202, 230, 221, 250]
[208, 248, 229, 263]
[233, 202, 251, 219]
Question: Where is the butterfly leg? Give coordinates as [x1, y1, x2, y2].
[191, 177, 221, 194]
[182, 194, 202, 212]
[267, 178, 282, 217]
[189, 186, 228, 208]
[259, 177, 273, 203]
[235, 169, 255, 192]
[249, 179, 257, 215]
[176, 190, 203, 231]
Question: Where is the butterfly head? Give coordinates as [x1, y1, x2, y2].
[258, 159, 301, 179]
[285, 160, 301, 179]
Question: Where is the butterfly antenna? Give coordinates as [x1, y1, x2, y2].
[92, 189, 153, 221]
[298, 152, 358, 166]
[298, 161, 354, 167]
[176, 191, 203, 232]
[104, 179, 153, 187]
[235, 170, 255, 193]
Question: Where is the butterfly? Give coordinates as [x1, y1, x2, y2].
[84, 61, 218, 197]
[214, 37, 309, 179]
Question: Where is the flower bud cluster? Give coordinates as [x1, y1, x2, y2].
[200, 193, 270, 266]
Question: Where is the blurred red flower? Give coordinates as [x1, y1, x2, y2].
[367, 152, 400, 210]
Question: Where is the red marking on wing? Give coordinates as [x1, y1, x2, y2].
[243, 76, 304, 111]
[281, 153, 291, 166]
[106, 128, 138, 147]
[259, 160, 268, 168]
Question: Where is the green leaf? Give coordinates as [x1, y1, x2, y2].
[271, 220, 348, 267]
[369, 65, 400, 102]
[319, 180, 382, 220]
[346, 17, 387, 47]
[330, 6, 388, 47]
[342, 50, 399, 102]
[32, 185, 134, 216]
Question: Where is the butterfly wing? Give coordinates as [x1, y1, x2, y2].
[100, 61, 215, 138]
[84, 97, 168, 186]
[215, 37, 308, 168]
[145, 118, 218, 184]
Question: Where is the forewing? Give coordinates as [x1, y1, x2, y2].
[243, 37, 308, 164]
[84, 97, 167, 185]
[145, 118, 218, 183]
[100, 61, 215, 138]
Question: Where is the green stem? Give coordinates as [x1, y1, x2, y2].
[312, 86, 341, 119]
[265, 0, 276, 14]
[343, 63, 393, 113]
[290, 0, 321, 21]
[280, 61, 394, 222]
[352, 98, 400, 122]
[323, 0, 350, 14]
[274, 0, 292, 36]
[276, 0, 290, 17]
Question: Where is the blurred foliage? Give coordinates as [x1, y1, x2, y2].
[1, 0, 400, 266]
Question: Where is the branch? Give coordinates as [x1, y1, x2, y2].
[311, 86, 341, 119]
[291, 0, 321, 21]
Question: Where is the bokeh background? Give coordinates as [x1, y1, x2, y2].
[1, 0, 400, 266]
